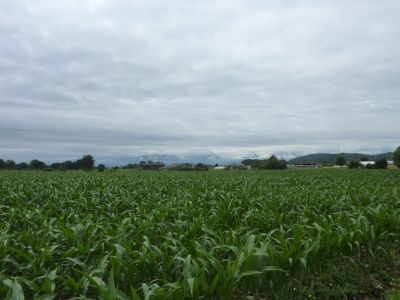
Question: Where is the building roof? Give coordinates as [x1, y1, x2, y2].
[214, 166, 226, 170]
[360, 161, 376, 166]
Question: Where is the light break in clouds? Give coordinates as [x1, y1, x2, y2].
[1, 0, 400, 162]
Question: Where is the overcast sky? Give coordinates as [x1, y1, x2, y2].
[1, 0, 399, 162]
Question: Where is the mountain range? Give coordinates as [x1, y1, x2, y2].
[288, 152, 394, 164]
[97, 154, 241, 167]
[96, 151, 395, 167]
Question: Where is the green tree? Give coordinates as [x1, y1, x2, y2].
[5, 160, 16, 169]
[393, 146, 400, 168]
[16, 162, 29, 170]
[126, 163, 140, 169]
[63, 160, 75, 170]
[50, 163, 62, 169]
[195, 163, 208, 170]
[0, 159, 4, 169]
[97, 164, 106, 172]
[30, 159, 46, 169]
[348, 161, 361, 169]
[374, 158, 387, 169]
[336, 156, 346, 166]
[77, 155, 94, 170]
[241, 159, 255, 166]
[259, 155, 287, 170]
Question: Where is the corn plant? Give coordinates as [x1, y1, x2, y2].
[0, 169, 399, 299]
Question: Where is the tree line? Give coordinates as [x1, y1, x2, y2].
[241, 155, 287, 170]
[1, 147, 399, 171]
[0, 155, 95, 170]
[336, 146, 400, 169]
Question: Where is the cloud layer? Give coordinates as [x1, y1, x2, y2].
[1, 0, 399, 161]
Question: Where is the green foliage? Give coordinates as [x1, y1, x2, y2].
[2, 155, 96, 171]
[15, 163, 29, 170]
[194, 163, 208, 171]
[393, 146, 400, 168]
[0, 170, 400, 299]
[242, 155, 287, 169]
[4, 160, 16, 170]
[77, 155, 95, 170]
[258, 155, 287, 170]
[241, 159, 253, 166]
[374, 158, 388, 169]
[335, 156, 346, 166]
[30, 160, 46, 170]
[97, 164, 106, 172]
[348, 161, 361, 169]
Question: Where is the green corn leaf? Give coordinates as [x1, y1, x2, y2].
[3, 279, 25, 300]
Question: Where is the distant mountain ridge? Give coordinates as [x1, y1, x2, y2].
[96, 151, 395, 167]
[97, 154, 241, 167]
[288, 152, 394, 164]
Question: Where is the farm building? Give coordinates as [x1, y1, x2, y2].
[214, 166, 226, 170]
[359, 161, 376, 168]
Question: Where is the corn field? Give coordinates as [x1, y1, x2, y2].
[1, 170, 400, 299]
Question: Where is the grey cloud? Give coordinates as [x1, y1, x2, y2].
[0, 0, 399, 162]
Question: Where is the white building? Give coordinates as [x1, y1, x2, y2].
[214, 166, 226, 170]
[360, 161, 376, 167]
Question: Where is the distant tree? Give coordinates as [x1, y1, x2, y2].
[279, 160, 287, 169]
[0, 159, 4, 169]
[348, 161, 361, 169]
[5, 160, 16, 169]
[360, 156, 369, 161]
[63, 160, 75, 170]
[77, 155, 94, 170]
[335, 156, 346, 166]
[50, 163, 62, 169]
[241, 159, 254, 166]
[259, 155, 287, 170]
[97, 164, 106, 172]
[322, 160, 331, 166]
[263, 155, 279, 169]
[15, 162, 29, 170]
[195, 163, 208, 170]
[139, 161, 146, 166]
[30, 159, 46, 169]
[126, 164, 140, 169]
[393, 146, 400, 168]
[374, 158, 388, 169]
